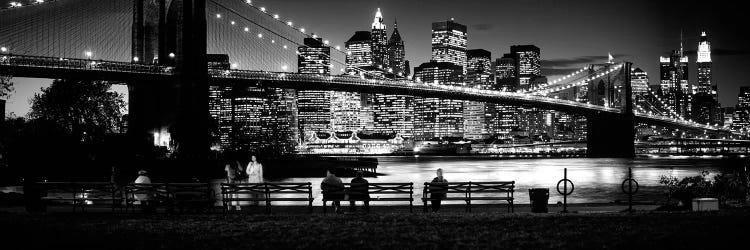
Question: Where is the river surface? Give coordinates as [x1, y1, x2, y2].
[273, 156, 749, 206]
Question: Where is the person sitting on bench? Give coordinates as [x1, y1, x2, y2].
[348, 171, 370, 212]
[321, 169, 344, 213]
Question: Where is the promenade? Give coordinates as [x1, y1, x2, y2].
[1, 203, 747, 249]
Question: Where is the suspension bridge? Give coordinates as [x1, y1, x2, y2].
[0, 0, 735, 158]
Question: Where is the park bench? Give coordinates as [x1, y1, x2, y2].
[422, 181, 514, 213]
[221, 182, 313, 213]
[321, 182, 414, 213]
[36, 182, 122, 212]
[124, 183, 215, 213]
[124, 183, 169, 212]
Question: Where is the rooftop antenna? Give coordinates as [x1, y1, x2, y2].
[679, 29, 684, 57]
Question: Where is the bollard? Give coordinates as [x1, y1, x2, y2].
[621, 167, 639, 212]
[556, 168, 574, 213]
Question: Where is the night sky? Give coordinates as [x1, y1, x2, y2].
[2, 0, 749, 116]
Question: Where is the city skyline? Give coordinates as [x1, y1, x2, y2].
[2, 0, 749, 118]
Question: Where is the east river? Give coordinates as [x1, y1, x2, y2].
[277, 156, 749, 205]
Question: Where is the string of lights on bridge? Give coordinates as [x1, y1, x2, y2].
[527, 63, 624, 96]
[210, 0, 391, 79]
[522, 66, 588, 94]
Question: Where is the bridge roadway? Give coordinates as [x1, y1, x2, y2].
[0, 54, 727, 132]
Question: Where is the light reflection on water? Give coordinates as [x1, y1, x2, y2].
[273, 156, 747, 205]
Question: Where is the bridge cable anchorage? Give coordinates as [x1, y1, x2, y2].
[212, 0, 391, 79]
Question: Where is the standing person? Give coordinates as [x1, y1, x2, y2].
[321, 169, 344, 213]
[134, 170, 153, 213]
[224, 162, 241, 211]
[429, 168, 448, 213]
[349, 171, 370, 212]
[246, 155, 264, 205]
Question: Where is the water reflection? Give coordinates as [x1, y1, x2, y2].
[275, 157, 746, 206]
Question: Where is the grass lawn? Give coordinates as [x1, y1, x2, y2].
[1, 208, 748, 249]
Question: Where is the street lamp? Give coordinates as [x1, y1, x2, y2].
[133, 56, 139, 62]
[0, 47, 7, 53]
[85, 51, 93, 59]
[168, 52, 175, 58]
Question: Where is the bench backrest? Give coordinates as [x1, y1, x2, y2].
[321, 182, 413, 196]
[423, 181, 515, 196]
[221, 182, 312, 198]
[36, 182, 120, 198]
[467, 182, 515, 194]
[124, 183, 213, 200]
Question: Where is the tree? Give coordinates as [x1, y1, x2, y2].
[28, 79, 125, 142]
[0, 75, 13, 99]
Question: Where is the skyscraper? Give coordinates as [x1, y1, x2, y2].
[489, 53, 519, 140]
[494, 54, 516, 91]
[630, 68, 649, 98]
[413, 61, 464, 140]
[431, 19, 468, 74]
[510, 45, 542, 89]
[692, 30, 722, 125]
[387, 20, 406, 78]
[331, 91, 362, 132]
[298, 37, 331, 75]
[659, 46, 690, 118]
[298, 38, 332, 136]
[345, 31, 373, 75]
[371, 8, 388, 68]
[732, 87, 750, 133]
[696, 30, 715, 98]
[463, 49, 493, 140]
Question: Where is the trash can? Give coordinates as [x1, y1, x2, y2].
[529, 188, 549, 213]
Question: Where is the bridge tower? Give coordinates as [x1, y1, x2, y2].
[129, 0, 209, 158]
[586, 62, 635, 157]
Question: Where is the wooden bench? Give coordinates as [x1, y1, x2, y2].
[124, 183, 215, 213]
[422, 181, 514, 213]
[124, 183, 169, 213]
[36, 182, 122, 212]
[321, 182, 414, 213]
[221, 182, 313, 213]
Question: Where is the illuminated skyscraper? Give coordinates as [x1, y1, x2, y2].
[659, 48, 690, 118]
[345, 31, 373, 75]
[371, 8, 388, 68]
[494, 54, 516, 91]
[732, 87, 750, 133]
[331, 91, 362, 132]
[387, 19, 406, 78]
[692, 30, 722, 125]
[630, 68, 649, 97]
[413, 61, 464, 140]
[298, 38, 332, 135]
[696, 30, 715, 98]
[431, 19, 467, 74]
[298, 37, 331, 75]
[463, 49, 493, 140]
[510, 45, 542, 89]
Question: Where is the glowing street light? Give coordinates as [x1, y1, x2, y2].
[84, 51, 93, 59]
[281, 65, 288, 71]
[133, 56, 139, 62]
[168, 52, 175, 58]
[216, 13, 222, 18]
[0, 47, 7, 53]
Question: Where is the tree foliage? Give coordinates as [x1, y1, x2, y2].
[28, 79, 125, 141]
[0, 75, 13, 99]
